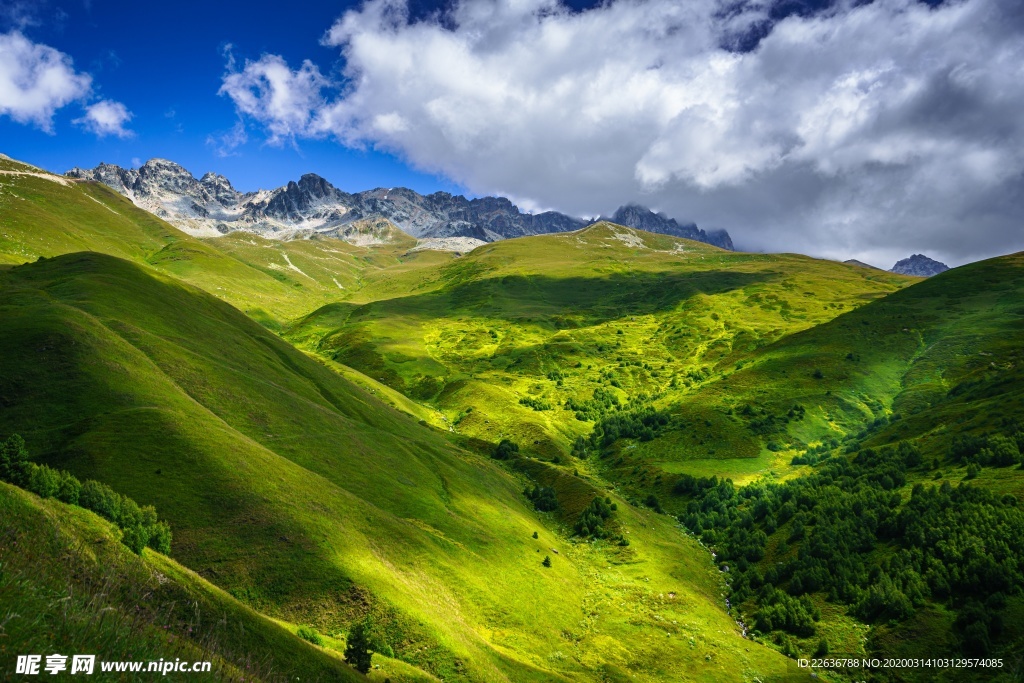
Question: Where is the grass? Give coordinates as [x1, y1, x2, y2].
[4, 152, 1022, 680]
[287, 222, 913, 471]
[0, 161, 454, 327]
[0, 251, 792, 682]
[0, 481, 362, 682]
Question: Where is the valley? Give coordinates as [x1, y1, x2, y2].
[1, 154, 1022, 682]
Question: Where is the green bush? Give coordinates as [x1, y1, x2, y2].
[525, 485, 558, 512]
[297, 626, 324, 647]
[492, 439, 519, 460]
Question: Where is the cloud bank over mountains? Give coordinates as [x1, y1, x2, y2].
[220, 0, 1024, 266]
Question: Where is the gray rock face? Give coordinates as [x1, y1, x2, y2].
[66, 159, 733, 249]
[890, 254, 950, 277]
[606, 204, 734, 250]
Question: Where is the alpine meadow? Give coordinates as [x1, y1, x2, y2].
[1, 148, 1023, 683]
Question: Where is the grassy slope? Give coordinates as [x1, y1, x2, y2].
[632, 250, 1024, 490]
[604, 251, 1024, 676]
[0, 252, 791, 682]
[0, 481, 362, 682]
[0, 158, 448, 326]
[287, 223, 912, 465]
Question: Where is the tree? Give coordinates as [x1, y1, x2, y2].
[542, 555, 552, 567]
[532, 531, 538, 539]
[0, 434, 30, 486]
[493, 439, 519, 460]
[344, 621, 373, 674]
[525, 485, 558, 512]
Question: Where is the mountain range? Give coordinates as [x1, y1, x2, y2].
[67, 158, 735, 249]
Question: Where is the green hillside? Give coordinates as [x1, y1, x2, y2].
[0, 251, 792, 682]
[0, 158, 451, 327]
[287, 223, 912, 466]
[569, 252, 1024, 678]
[4, 150, 1023, 681]
[0, 480, 362, 682]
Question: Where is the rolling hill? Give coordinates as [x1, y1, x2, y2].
[4, 150, 1023, 681]
[0, 250, 793, 682]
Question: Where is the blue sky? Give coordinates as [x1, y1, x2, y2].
[0, 0, 472, 193]
[1, 0, 1023, 266]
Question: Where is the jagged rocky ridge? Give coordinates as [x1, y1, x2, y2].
[890, 254, 950, 277]
[66, 159, 733, 249]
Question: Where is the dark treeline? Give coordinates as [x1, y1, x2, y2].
[675, 431, 1024, 656]
[0, 434, 171, 555]
[524, 484, 558, 512]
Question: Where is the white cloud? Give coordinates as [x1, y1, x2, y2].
[0, 30, 91, 130]
[0, 30, 133, 139]
[218, 53, 329, 145]
[222, 0, 1024, 265]
[73, 98, 133, 138]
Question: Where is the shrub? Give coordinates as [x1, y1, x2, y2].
[80, 479, 121, 522]
[56, 470, 82, 505]
[297, 626, 324, 647]
[525, 485, 558, 512]
[148, 521, 173, 554]
[493, 439, 519, 460]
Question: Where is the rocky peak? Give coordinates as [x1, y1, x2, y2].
[607, 204, 733, 250]
[890, 254, 950, 277]
[199, 172, 240, 206]
[296, 173, 337, 199]
[136, 158, 206, 197]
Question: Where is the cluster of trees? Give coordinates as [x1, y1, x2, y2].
[546, 368, 565, 384]
[492, 439, 520, 460]
[1, 434, 171, 555]
[574, 496, 616, 538]
[564, 387, 620, 422]
[790, 438, 840, 466]
[753, 586, 820, 637]
[518, 396, 552, 411]
[951, 432, 1023, 467]
[739, 403, 805, 437]
[673, 434, 1024, 655]
[590, 407, 668, 447]
[525, 485, 558, 512]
